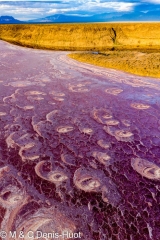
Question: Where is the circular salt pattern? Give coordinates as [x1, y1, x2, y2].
[92, 108, 112, 124]
[105, 119, 119, 126]
[56, 126, 74, 133]
[68, 83, 89, 92]
[102, 113, 113, 119]
[50, 91, 65, 97]
[48, 171, 68, 184]
[76, 87, 89, 92]
[25, 90, 46, 96]
[131, 158, 160, 180]
[53, 97, 64, 101]
[80, 128, 93, 135]
[131, 103, 150, 110]
[35, 161, 69, 186]
[97, 139, 110, 149]
[74, 168, 101, 192]
[23, 105, 34, 110]
[121, 119, 131, 127]
[27, 96, 44, 101]
[5, 131, 41, 161]
[0, 185, 25, 207]
[105, 88, 123, 95]
[92, 151, 111, 166]
[19, 142, 40, 161]
[73, 167, 121, 206]
[76, 177, 100, 192]
[114, 129, 134, 142]
[0, 185, 26, 208]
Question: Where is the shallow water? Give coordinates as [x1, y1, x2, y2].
[0, 40, 160, 240]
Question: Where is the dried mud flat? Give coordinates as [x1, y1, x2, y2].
[0, 40, 160, 240]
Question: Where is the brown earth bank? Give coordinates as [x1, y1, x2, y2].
[0, 23, 160, 51]
[69, 50, 160, 78]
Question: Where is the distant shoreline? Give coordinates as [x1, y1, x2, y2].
[1, 21, 160, 25]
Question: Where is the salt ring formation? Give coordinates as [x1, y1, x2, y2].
[0, 41, 160, 240]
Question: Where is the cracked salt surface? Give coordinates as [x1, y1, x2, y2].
[0, 40, 160, 239]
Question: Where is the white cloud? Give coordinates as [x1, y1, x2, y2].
[142, 0, 160, 3]
[0, 4, 47, 20]
[83, 2, 136, 12]
[0, 1, 137, 20]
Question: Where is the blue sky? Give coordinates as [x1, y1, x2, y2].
[0, 0, 160, 20]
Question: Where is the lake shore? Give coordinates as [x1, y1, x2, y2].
[69, 50, 160, 78]
[0, 23, 160, 78]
